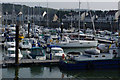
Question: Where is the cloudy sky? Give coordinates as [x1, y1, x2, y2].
[0, 0, 120, 10]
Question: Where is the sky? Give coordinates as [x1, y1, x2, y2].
[0, 0, 120, 10]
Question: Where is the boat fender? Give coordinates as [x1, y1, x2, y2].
[62, 54, 65, 60]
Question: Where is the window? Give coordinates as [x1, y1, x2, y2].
[102, 55, 105, 57]
[95, 56, 98, 58]
[8, 51, 14, 54]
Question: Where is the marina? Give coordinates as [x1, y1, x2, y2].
[0, 1, 120, 79]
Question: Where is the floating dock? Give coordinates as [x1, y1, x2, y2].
[1, 59, 60, 68]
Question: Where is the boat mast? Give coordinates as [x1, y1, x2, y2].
[70, 14, 72, 29]
[21, 5, 24, 26]
[78, 1, 81, 40]
[39, 3, 41, 26]
[33, 7, 35, 33]
[87, 2, 96, 36]
[47, 1, 49, 27]
[118, 1, 120, 56]
[12, 4, 15, 24]
[5, 12, 8, 27]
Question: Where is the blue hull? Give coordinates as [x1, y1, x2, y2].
[59, 59, 120, 70]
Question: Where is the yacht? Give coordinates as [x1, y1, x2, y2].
[29, 47, 46, 60]
[4, 37, 15, 49]
[19, 38, 32, 49]
[4, 47, 23, 60]
[46, 47, 66, 59]
[53, 36, 98, 48]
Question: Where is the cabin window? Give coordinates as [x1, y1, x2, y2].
[95, 56, 98, 58]
[80, 43, 82, 44]
[7, 38, 14, 42]
[31, 49, 44, 56]
[8, 51, 14, 54]
[102, 55, 105, 57]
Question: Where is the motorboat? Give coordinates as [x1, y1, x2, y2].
[53, 36, 98, 48]
[4, 37, 15, 49]
[46, 47, 66, 59]
[59, 43, 120, 70]
[19, 38, 32, 49]
[4, 47, 23, 60]
[29, 47, 46, 60]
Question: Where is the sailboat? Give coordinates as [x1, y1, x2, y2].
[59, 1, 120, 70]
[52, 2, 98, 48]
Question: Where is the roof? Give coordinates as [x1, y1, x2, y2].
[51, 47, 63, 50]
[31, 47, 43, 49]
[8, 47, 15, 51]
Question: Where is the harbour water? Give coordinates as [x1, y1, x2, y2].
[1, 46, 120, 79]
[2, 65, 120, 78]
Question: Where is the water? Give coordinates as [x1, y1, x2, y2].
[1, 46, 120, 79]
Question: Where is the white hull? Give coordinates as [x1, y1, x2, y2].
[55, 40, 98, 48]
[19, 45, 32, 49]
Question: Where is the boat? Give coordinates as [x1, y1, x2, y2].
[46, 47, 66, 60]
[50, 1, 98, 48]
[0, 33, 5, 42]
[6, 24, 16, 31]
[4, 37, 15, 49]
[19, 38, 32, 49]
[59, 43, 120, 70]
[53, 36, 98, 48]
[29, 47, 46, 60]
[4, 47, 23, 60]
[66, 52, 83, 60]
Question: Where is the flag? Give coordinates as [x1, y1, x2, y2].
[91, 15, 95, 21]
[86, 12, 89, 16]
[53, 14, 58, 21]
[81, 12, 86, 21]
[18, 12, 22, 15]
[96, 15, 98, 19]
[42, 11, 47, 17]
[115, 11, 120, 21]
[6, 12, 8, 15]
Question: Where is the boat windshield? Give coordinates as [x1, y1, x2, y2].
[8, 50, 15, 54]
[7, 38, 14, 42]
[52, 50, 63, 53]
[23, 40, 29, 45]
[31, 48, 44, 56]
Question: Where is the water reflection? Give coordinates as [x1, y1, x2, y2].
[2, 65, 120, 79]
[14, 66, 19, 80]
[2, 47, 120, 78]
[60, 69, 120, 78]
[30, 66, 44, 76]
